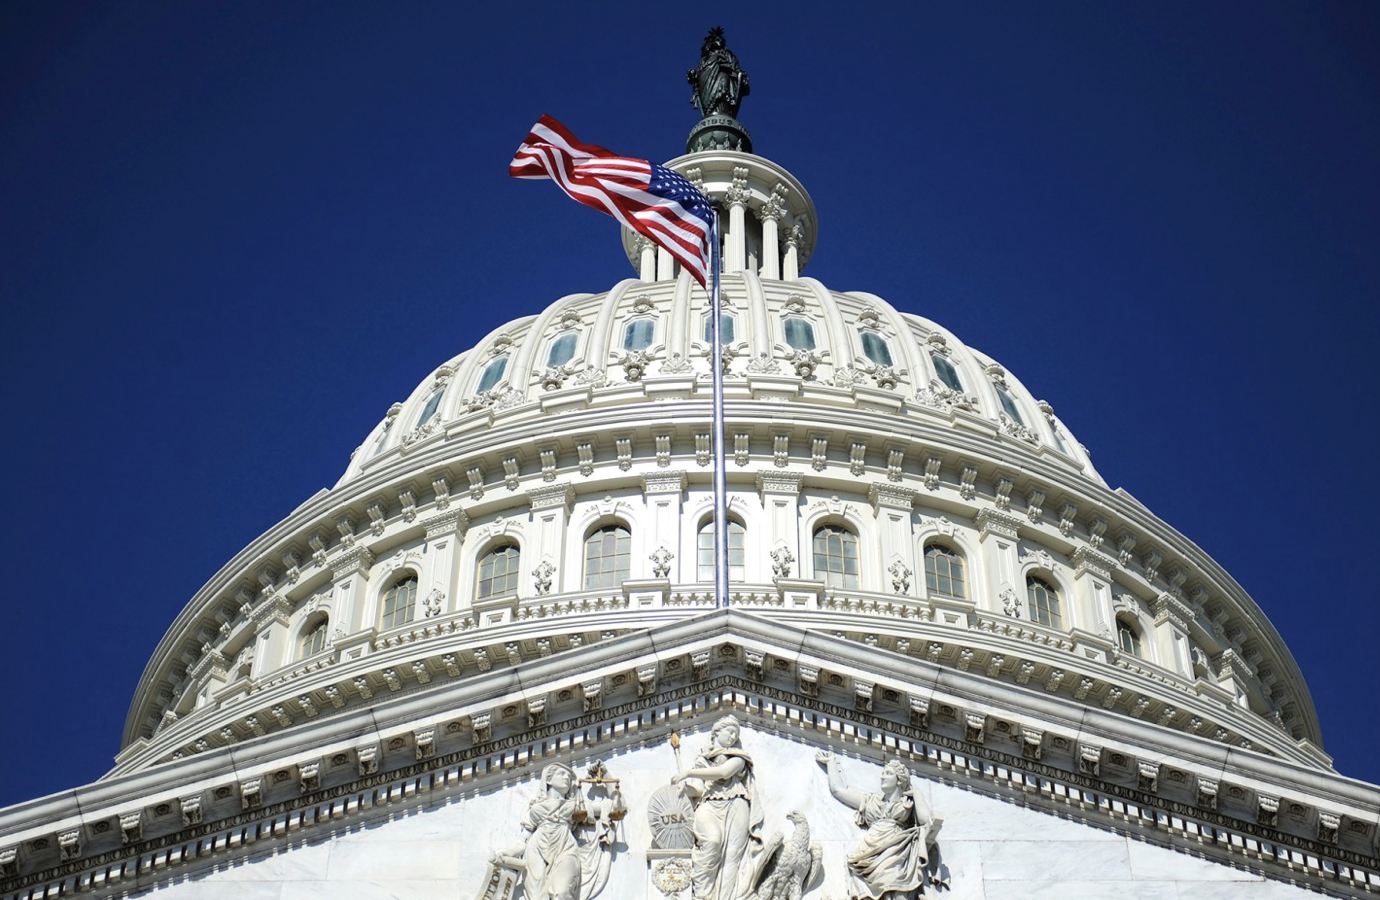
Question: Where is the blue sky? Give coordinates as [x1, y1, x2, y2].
[2, 2, 1378, 808]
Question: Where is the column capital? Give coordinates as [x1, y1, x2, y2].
[975, 507, 1022, 541]
[756, 470, 804, 497]
[422, 507, 469, 539]
[1070, 545, 1118, 580]
[868, 482, 915, 511]
[640, 471, 687, 496]
[528, 482, 576, 510]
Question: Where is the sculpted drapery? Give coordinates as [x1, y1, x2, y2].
[686, 27, 750, 120]
[817, 753, 944, 899]
[671, 715, 764, 900]
[492, 763, 624, 900]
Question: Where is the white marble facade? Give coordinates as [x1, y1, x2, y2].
[136, 726, 1318, 900]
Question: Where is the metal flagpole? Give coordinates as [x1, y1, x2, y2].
[710, 212, 729, 609]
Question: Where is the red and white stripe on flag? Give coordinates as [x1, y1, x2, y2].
[510, 116, 715, 288]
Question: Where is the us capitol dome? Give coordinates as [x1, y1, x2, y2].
[3, 30, 1377, 900]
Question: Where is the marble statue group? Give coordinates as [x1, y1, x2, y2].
[482, 716, 947, 900]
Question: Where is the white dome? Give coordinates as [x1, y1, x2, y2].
[118, 150, 1324, 785]
[343, 273, 1101, 490]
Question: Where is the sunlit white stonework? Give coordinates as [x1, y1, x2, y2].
[2, 124, 1378, 900]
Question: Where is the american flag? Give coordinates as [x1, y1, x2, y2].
[510, 115, 715, 288]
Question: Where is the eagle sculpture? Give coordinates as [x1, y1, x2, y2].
[749, 810, 823, 900]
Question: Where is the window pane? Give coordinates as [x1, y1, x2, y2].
[1051, 427, 1070, 454]
[1026, 577, 1062, 629]
[784, 318, 816, 350]
[477, 357, 508, 393]
[300, 618, 328, 657]
[585, 525, 631, 589]
[813, 525, 858, 589]
[861, 332, 893, 366]
[478, 545, 520, 598]
[623, 319, 654, 351]
[1118, 621, 1142, 657]
[704, 314, 735, 344]
[932, 354, 963, 392]
[924, 544, 966, 599]
[380, 576, 418, 630]
[547, 333, 577, 367]
[697, 519, 745, 581]
[998, 388, 1025, 425]
[416, 389, 444, 427]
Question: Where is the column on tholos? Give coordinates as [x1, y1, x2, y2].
[782, 222, 802, 280]
[724, 166, 750, 273]
[637, 236, 656, 282]
[758, 183, 788, 280]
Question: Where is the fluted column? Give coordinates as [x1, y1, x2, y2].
[656, 244, 675, 281]
[782, 223, 802, 280]
[725, 166, 750, 273]
[635, 236, 656, 282]
[758, 184, 787, 280]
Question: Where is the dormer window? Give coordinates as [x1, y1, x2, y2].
[932, 353, 963, 392]
[623, 319, 654, 352]
[415, 389, 444, 427]
[861, 332, 893, 366]
[547, 333, 577, 367]
[996, 387, 1025, 425]
[476, 356, 508, 393]
[784, 318, 816, 350]
[703, 313, 735, 344]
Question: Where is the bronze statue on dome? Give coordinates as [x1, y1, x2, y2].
[688, 27, 750, 120]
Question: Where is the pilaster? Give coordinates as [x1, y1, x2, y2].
[1152, 591, 1195, 678]
[756, 470, 803, 583]
[527, 483, 575, 597]
[641, 472, 687, 582]
[975, 508, 1022, 616]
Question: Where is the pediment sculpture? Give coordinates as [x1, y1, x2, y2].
[486, 761, 626, 900]
[815, 753, 948, 898]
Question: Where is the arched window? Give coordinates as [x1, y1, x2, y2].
[476, 357, 508, 393]
[923, 543, 966, 599]
[1026, 576, 1063, 629]
[813, 524, 859, 589]
[703, 313, 735, 344]
[299, 617, 329, 658]
[547, 333, 577, 367]
[698, 517, 745, 582]
[931, 353, 963, 392]
[478, 544, 520, 598]
[861, 332, 893, 366]
[584, 524, 631, 589]
[783, 318, 816, 350]
[379, 575, 418, 630]
[1117, 619, 1143, 657]
[415, 388, 444, 427]
[997, 387, 1025, 426]
[623, 319, 654, 352]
